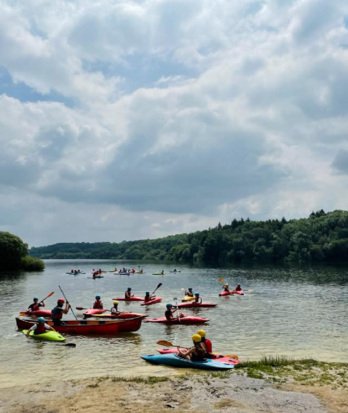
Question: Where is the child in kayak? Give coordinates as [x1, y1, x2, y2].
[28, 297, 45, 312]
[194, 293, 202, 304]
[144, 292, 155, 303]
[223, 284, 230, 293]
[185, 288, 194, 297]
[26, 317, 53, 335]
[235, 284, 242, 292]
[125, 288, 134, 299]
[197, 329, 213, 354]
[93, 295, 103, 309]
[178, 334, 207, 361]
[51, 298, 70, 326]
[110, 300, 120, 315]
[164, 303, 177, 321]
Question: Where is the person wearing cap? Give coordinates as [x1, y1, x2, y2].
[193, 292, 202, 304]
[178, 334, 207, 361]
[185, 288, 194, 297]
[51, 298, 70, 326]
[197, 329, 212, 353]
[125, 288, 134, 300]
[27, 297, 45, 312]
[26, 317, 53, 336]
[223, 284, 230, 292]
[164, 303, 177, 321]
[111, 300, 120, 315]
[93, 295, 103, 309]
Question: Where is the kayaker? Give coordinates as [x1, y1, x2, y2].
[178, 334, 207, 361]
[110, 300, 120, 315]
[194, 292, 202, 304]
[164, 303, 177, 321]
[235, 284, 242, 292]
[51, 298, 70, 326]
[223, 284, 230, 292]
[26, 317, 53, 336]
[125, 287, 134, 299]
[197, 329, 213, 353]
[185, 288, 194, 297]
[144, 292, 155, 303]
[28, 297, 45, 312]
[93, 295, 103, 309]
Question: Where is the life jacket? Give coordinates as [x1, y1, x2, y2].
[29, 303, 40, 311]
[203, 338, 212, 353]
[51, 306, 63, 321]
[93, 300, 103, 309]
[125, 292, 132, 299]
[34, 323, 47, 335]
[191, 342, 206, 361]
[165, 310, 173, 321]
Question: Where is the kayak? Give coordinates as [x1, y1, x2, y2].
[20, 309, 52, 317]
[219, 289, 244, 296]
[152, 273, 164, 275]
[142, 354, 234, 370]
[144, 316, 208, 325]
[113, 296, 144, 302]
[141, 297, 162, 306]
[83, 309, 146, 319]
[181, 295, 195, 302]
[177, 302, 217, 309]
[22, 329, 65, 342]
[157, 348, 240, 365]
[16, 316, 146, 335]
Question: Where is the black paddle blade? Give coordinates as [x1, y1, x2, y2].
[64, 343, 76, 347]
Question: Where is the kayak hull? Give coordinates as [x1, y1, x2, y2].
[177, 302, 217, 309]
[157, 349, 239, 365]
[219, 290, 244, 296]
[141, 297, 162, 306]
[21, 309, 52, 317]
[22, 329, 66, 342]
[142, 354, 234, 370]
[113, 296, 144, 302]
[83, 309, 146, 319]
[144, 316, 208, 325]
[16, 316, 145, 335]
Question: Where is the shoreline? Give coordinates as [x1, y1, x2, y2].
[1, 360, 347, 413]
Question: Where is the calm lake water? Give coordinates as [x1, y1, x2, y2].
[1, 260, 347, 388]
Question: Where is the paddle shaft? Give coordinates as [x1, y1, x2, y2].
[58, 285, 78, 320]
[151, 283, 162, 296]
[38, 291, 54, 304]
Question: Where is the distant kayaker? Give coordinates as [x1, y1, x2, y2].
[51, 298, 70, 326]
[178, 334, 207, 361]
[194, 293, 202, 304]
[144, 292, 155, 303]
[26, 317, 53, 336]
[235, 284, 242, 292]
[223, 284, 230, 293]
[164, 303, 177, 321]
[185, 288, 194, 297]
[125, 288, 134, 300]
[197, 329, 212, 354]
[110, 300, 120, 315]
[93, 295, 103, 309]
[28, 297, 45, 312]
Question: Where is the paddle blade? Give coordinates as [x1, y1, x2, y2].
[156, 340, 174, 347]
[218, 277, 225, 284]
[64, 343, 76, 347]
[75, 307, 86, 310]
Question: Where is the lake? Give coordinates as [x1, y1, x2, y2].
[1, 260, 347, 388]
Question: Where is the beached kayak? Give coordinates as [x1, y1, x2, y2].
[113, 296, 144, 302]
[219, 289, 245, 296]
[144, 316, 208, 325]
[22, 329, 65, 342]
[181, 296, 195, 302]
[83, 309, 146, 319]
[157, 348, 239, 365]
[142, 354, 234, 370]
[177, 302, 217, 309]
[16, 315, 146, 335]
[140, 297, 162, 306]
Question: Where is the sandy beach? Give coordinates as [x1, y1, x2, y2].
[1, 361, 347, 413]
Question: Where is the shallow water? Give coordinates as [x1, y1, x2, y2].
[0, 260, 347, 388]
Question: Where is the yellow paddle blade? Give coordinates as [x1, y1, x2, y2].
[218, 277, 225, 284]
[156, 339, 174, 347]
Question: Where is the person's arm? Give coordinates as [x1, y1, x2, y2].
[26, 324, 36, 335]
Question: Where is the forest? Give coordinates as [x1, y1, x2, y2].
[30, 210, 348, 265]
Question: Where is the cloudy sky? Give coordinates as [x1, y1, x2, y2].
[0, 0, 348, 247]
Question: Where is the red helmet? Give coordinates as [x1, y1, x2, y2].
[57, 298, 65, 304]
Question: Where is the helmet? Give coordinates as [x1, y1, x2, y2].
[188, 288, 193, 291]
[57, 298, 65, 304]
[197, 329, 206, 337]
[95, 295, 101, 300]
[127, 287, 131, 291]
[166, 303, 173, 309]
[192, 334, 201, 343]
[195, 292, 199, 296]
[113, 300, 119, 305]
[37, 317, 45, 323]
[33, 298, 38, 301]
[145, 292, 150, 295]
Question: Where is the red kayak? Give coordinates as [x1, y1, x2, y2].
[219, 289, 244, 296]
[141, 297, 162, 306]
[20, 309, 52, 317]
[83, 309, 146, 319]
[113, 296, 144, 302]
[177, 302, 217, 309]
[157, 348, 239, 365]
[144, 316, 208, 325]
[16, 316, 145, 335]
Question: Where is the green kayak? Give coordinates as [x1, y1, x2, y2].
[22, 329, 66, 342]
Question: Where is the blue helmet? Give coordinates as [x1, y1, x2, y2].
[166, 303, 173, 309]
[37, 317, 45, 323]
[95, 295, 101, 299]
[195, 292, 200, 296]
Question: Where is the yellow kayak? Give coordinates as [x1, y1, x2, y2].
[181, 295, 195, 302]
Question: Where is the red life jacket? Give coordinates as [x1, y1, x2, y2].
[35, 323, 46, 335]
[204, 338, 213, 353]
[93, 300, 103, 309]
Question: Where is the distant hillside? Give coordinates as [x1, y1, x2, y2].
[30, 210, 348, 265]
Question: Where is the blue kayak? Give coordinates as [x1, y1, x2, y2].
[141, 354, 234, 370]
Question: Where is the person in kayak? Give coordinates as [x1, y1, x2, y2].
[93, 295, 103, 309]
[194, 292, 202, 304]
[197, 329, 213, 354]
[26, 317, 54, 335]
[125, 288, 134, 299]
[28, 297, 45, 312]
[164, 303, 177, 321]
[223, 284, 230, 293]
[185, 288, 194, 297]
[110, 300, 120, 315]
[178, 334, 207, 361]
[51, 298, 70, 326]
[144, 291, 155, 303]
[235, 284, 242, 292]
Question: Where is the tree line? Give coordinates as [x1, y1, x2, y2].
[29, 210, 348, 266]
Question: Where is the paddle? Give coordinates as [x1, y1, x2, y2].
[58, 285, 78, 321]
[39, 291, 55, 303]
[150, 282, 162, 296]
[156, 340, 189, 349]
